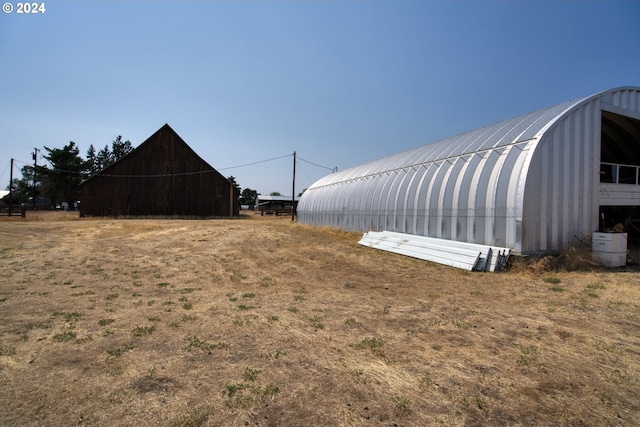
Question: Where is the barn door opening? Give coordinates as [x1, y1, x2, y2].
[599, 110, 640, 244]
[600, 111, 640, 182]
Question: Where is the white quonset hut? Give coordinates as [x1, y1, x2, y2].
[298, 87, 640, 255]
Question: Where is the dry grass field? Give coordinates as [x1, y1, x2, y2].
[1, 211, 639, 426]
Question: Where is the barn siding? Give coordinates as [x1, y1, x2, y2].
[81, 124, 239, 217]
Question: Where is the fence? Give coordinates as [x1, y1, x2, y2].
[0, 206, 26, 217]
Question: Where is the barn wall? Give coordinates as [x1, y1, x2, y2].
[81, 125, 239, 217]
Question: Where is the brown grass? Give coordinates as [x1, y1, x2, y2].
[1, 211, 639, 426]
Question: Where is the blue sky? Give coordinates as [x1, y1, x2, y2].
[1, 1, 639, 196]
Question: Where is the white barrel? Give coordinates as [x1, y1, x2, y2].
[592, 232, 627, 267]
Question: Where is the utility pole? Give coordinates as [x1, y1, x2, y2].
[229, 181, 234, 218]
[291, 151, 296, 222]
[8, 158, 13, 217]
[32, 148, 39, 207]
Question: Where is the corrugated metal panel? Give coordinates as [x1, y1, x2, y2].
[359, 231, 481, 271]
[299, 87, 640, 254]
[299, 98, 580, 249]
[519, 94, 602, 253]
[358, 231, 510, 272]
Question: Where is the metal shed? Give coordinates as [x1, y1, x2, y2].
[81, 124, 239, 218]
[297, 87, 640, 255]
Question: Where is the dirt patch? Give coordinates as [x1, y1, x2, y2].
[131, 375, 176, 394]
[1, 212, 639, 425]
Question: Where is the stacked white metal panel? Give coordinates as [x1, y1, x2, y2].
[358, 231, 510, 272]
[298, 87, 640, 255]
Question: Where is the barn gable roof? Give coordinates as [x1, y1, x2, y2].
[82, 123, 226, 184]
[80, 123, 239, 217]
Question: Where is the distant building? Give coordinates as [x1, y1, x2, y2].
[81, 124, 239, 217]
[257, 195, 300, 216]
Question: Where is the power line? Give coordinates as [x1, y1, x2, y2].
[296, 162, 315, 186]
[6, 152, 336, 180]
[297, 156, 336, 172]
[218, 153, 292, 171]
[89, 169, 217, 178]
[0, 161, 10, 182]
[92, 153, 295, 178]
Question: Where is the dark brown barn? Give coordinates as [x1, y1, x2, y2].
[80, 124, 239, 217]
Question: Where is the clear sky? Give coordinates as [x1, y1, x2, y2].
[1, 1, 639, 196]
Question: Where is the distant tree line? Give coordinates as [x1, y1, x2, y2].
[3, 136, 260, 212]
[228, 176, 258, 209]
[3, 136, 134, 210]
[86, 136, 133, 174]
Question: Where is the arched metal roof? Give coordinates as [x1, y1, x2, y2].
[298, 87, 640, 254]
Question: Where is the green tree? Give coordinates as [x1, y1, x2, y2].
[86, 144, 98, 175]
[40, 142, 89, 210]
[111, 135, 133, 162]
[95, 144, 111, 171]
[227, 176, 240, 193]
[240, 188, 258, 208]
[89, 136, 134, 173]
[270, 191, 282, 196]
[4, 165, 38, 204]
